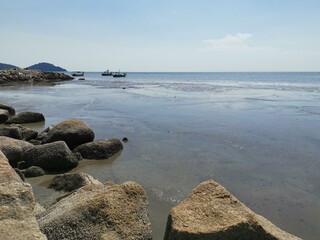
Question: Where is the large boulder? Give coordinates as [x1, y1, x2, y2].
[42, 119, 95, 149]
[23, 141, 78, 171]
[6, 111, 45, 124]
[0, 151, 47, 240]
[0, 124, 38, 141]
[48, 172, 103, 192]
[0, 101, 15, 115]
[0, 109, 9, 123]
[73, 139, 123, 160]
[164, 180, 301, 240]
[0, 136, 34, 167]
[37, 181, 152, 240]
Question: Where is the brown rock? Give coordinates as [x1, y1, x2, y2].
[0, 151, 47, 240]
[37, 181, 152, 240]
[42, 119, 95, 149]
[164, 180, 301, 240]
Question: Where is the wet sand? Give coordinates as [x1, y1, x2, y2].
[1, 72, 320, 239]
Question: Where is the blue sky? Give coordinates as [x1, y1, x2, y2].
[1, 0, 320, 71]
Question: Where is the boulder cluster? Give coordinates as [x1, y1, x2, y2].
[0, 101, 301, 239]
[0, 102, 123, 179]
[0, 68, 73, 85]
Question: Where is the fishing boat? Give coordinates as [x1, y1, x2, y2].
[113, 70, 127, 78]
[72, 71, 84, 77]
[101, 70, 113, 76]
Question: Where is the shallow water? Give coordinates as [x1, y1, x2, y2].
[1, 72, 320, 239]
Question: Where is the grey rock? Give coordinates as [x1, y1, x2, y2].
[42, 119, 95, 149]
[0, 136, 34, 167]
[0, 109, 9, 123]
[73, 139, 123, 160]
[23, 141, 78, 171]
[0, 124, 38, 140]
[48, 172, 103, 192]
[6, 111, 45, 124]
[0, 101, 15, 115]
[0, 125, 23, 139]
[22, 166, 45, 178]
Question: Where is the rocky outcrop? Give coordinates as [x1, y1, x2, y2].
[0, 68, 73, 85]
[42, 119, 95, 149]
[37, 181, 152, 240]
[0, 101, 15, 115]
[0, 151, 47, 240]
[6, 111, 45, 124]
[48, 172, 103, 192]
[23, 141, 78, 171]
[0, 109, 9, 123]
[0, 136, 34, 167]
[73, 139, 123, 160]
[164, 180, 300, 240]
[0, 124, 38, 140]
[22, 166, 45, 178]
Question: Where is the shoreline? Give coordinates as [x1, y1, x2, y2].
[1, 72, 319, 239]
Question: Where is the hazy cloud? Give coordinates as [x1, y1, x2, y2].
[202, 33, 253, 50]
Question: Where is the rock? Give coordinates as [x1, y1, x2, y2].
[0, 136, 34, 167]
[0, 109, 9, 123]
[0, 125, 23, 139]
[42, 119, 95, 149]
[0, 101, 15, 115]
[23, 141, 78, 171]
[0, 151, 47, 240]
[48, 172, 103, 192]
[0, 124, 38, 141]
[36, 125, 54, 141]
[73, 139, 123, 160]
[0, 68, 73, 85]
[122, 137, 128, 143]
[6, 111, 45, 124]
[22, 166, 45, 178]
[164, 180, 301, 240]
[17, 161, 28, 170]
[14, 168, 25, 181]
[37, 181, 152, 240]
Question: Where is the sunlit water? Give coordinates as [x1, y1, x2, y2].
[1, 72, 320, 239]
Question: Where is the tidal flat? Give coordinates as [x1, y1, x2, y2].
[1, 72, 320, 239]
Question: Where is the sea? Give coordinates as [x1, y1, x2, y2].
[1, 72, 320, 239]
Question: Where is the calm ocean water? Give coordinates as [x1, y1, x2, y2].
[1, 72, 320, 239]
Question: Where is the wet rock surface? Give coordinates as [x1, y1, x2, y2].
[6, 111, 45, 124]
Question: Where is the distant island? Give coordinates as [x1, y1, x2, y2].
[0, 63, 17, 70]
[0, 62, 67, 72]
[27, 62, 67, 72]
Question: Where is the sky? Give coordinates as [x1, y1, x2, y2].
[1, 0, 320, 71]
